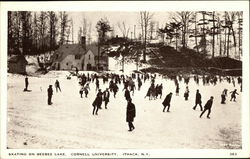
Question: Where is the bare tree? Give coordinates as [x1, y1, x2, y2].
[149, 21, 155, 40]
[173, 11, 193, 48]
[59, 11, 69, 45]
[117, 21, 130, 38]
[38, 11, 48, 53]
[236, 11, 243, 59]
[48, 11, 58, 52]
[139, 11, 153, 62]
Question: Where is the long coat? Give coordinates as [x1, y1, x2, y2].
[204, 99, 213, 109]
[126, 102, 136, 122]
[103, 91, 110, 102]
[47, 87, 53, 97]
[162, 94, 172, 106]
[92, 92, 102, 108]
[195, 92, 202, 103]
[125, 90, 131, 100]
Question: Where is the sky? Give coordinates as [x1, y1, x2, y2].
[68, 11, 171, 43]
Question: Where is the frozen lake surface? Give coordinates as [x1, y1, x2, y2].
[7, 71, 241, 149]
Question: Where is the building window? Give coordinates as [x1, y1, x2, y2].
[89, 55, 90, 60]
[75, 54, 81, 59]
[66, 63, 68, 66]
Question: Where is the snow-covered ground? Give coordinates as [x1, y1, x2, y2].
[7, 71, 241, 149]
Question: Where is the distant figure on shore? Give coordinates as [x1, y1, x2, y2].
[92, 89, 103, 115]
[55, 80, 61, 92]
[79, 86, 84, 98]
[47, 85, 53, 105]
[221, 91, 226, 104]
[193, 89, 203, 111]
[162, 92, 173, 112]
[24, 76, 29, 91]
[230, 89, 239, 102]
[200, 96, 214, 119]
[126, 98, 136, 131]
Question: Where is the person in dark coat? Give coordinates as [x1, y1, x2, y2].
[124, 88, 131, 101]
[221, 91, 226, 104]
[162, 92, 173, 112]
[79, 86, 84, 98]
[158, 84, 163, 99]
[55, 80, 61, 92]
[92, 89, 103, 115]
[95, 78, 100, 92]
[230, 89, 239, 102]
[200, 96, 214, 119]
[126, 98, 136, 131]
[138, 78, 142, 91]
[24, 76, 29, 91]
[193, 89, 203, 111]
[103, 88, 110, 109]
[184, 86, 189, 100]
[175, 83, 180, 96]
[113, 83, 119, 98]
[84, 83, 90, 97]
[47, 85, 53, 105]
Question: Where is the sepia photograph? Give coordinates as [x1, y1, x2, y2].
[0, 1, 249, 158]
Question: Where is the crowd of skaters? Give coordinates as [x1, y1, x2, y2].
[23, 71, 242, 131]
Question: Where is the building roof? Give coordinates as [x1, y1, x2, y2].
[54, 44, 85, 62]
[8, 55, 28, 64]
[53, 43, 106, 63]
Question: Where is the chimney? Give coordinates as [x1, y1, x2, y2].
[81, 36, 86, 51]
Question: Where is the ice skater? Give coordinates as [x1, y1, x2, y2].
[221, 91, 226, 104]
[230, 89, 239, 102]
[47, 85, 53, 105]
[126, 98, 136, 131]
[184, 86, 189, 101]
[176, 83, 180, 96]
[193, 89, 203, 111]
[103, 88, 110, 109]
[24, 76, 29, 91]
[55, 80, 61, 92]
[113, 83, 119, 98]
[79, 86, 84, 98]
[95, 78, 99, 92]
[84, 83, 90, 97]
[162, 92, 173, 112]
[124, 88, 131, 101]
[92, 89, 103, 115]
[200, 96, 214, 119]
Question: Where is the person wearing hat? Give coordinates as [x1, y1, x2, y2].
[47, 85, 53, 105]
[193, 89, 203, 111]
[126, 98, 136, 131]
[162, 92, 173, 112]
[200, 96, 214, 119]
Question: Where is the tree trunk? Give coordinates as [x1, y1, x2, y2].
[194, 14, 199, 53]
[212, 12, 215, 58]
[227, 27, 230, 57]
[224, 28, 227, 56]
